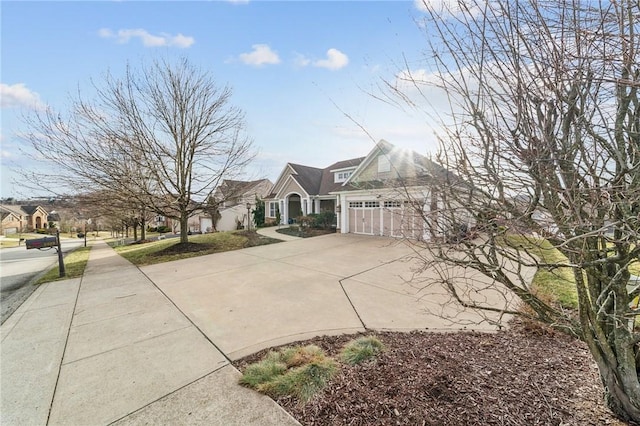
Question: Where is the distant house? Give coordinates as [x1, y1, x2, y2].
[0, 204, 49, 235]
[265, 140, 462, 240]
[211, 179, 273, 232]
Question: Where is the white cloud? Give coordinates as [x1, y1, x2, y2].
[98, 28, 195, 48]
[1, 150, 11, 159]
[238, 44, 281, 66]
[313, 48, 349, 70]
[293, 53, 311, 68]
[414, 0, 484, 17]
[0, 83, 42, 109]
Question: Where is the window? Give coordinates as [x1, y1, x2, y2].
[378, 156, 391, 173]
[384, 201, 401, 208]
[334, 171, 353, 183]
[269, 202, 278, 217]
[349, 201, 363, 208]
[364, 201, 380, 208]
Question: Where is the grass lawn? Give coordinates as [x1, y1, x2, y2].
[506, 235, 578, 309]
[36, 246, 92, 284]
[111, 230, 281, 266]
[507, 237, 640, 311]
[0, 239, 20, 248]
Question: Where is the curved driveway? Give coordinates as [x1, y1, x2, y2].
[141, 233, 506, 360]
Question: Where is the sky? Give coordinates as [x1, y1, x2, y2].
[0, 0, 446, 199]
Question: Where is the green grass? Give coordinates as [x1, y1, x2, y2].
[0, 239, 20, 248]
[340, 336, 385, 365]
[111, 230, 281, 266]
[36, 246, 92, 284]
[505, 236, 578, 309]
[240, 345, 337, 402]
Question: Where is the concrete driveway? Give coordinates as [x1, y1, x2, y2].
[1, 234, 523, 425]
[142, 233, 508, 360]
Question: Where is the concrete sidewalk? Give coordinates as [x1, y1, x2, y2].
[1, 240, 299, 425]
[255, 225, 301, 241]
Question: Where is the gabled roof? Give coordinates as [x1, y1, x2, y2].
[21, 205, 42, 215]
[1, 211, 16, 221]
[288, 164, 324, 195]
[0, 204, 47, 217]
[340, 139, 457, 191]
[217, 179, 272, 199]
[319, 157, 365, 195]
[0, 205, 23, 217]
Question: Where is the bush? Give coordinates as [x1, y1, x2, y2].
[315, 211, 336, 229]
[340, 336, 385, 365]
[263, 218, 278, 227]
[240, 345, 337, 402]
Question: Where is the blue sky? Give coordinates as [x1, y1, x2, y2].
[1, 0, 443, 199]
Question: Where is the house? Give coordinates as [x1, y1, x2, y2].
[265, 140, 463, 240]
[0, 204, 50, 234]
[211, 179, 273, 232]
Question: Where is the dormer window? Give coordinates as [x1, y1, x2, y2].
[334, 170, 353, 183]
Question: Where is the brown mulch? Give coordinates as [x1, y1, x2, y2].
[276, 227, 336, 238]
[150, 241, 215, 255]
[234, 323, 628, 426]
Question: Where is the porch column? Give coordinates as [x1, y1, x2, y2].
[314, 199, 320, 214]
[281, 199, 287, 225]
[339, 193, 348, 234]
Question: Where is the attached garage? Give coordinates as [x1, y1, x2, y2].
[347, 199, 426, 240]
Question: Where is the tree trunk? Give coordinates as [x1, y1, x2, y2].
[598, 357, 640, 422]
[140, 216, 146, 240]
[132, 223, 138, 241]
[179, 211, 189, 244]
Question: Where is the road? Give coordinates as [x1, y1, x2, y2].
[0, 238, 85, 323]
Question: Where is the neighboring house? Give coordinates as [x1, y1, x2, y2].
[265, 140, 464, 240]
[47, 211, 61, 229]
[0, 204, 49, 234]
[212, 179, 273, 232]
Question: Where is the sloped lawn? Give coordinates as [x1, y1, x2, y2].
[111, 230, 281, 266]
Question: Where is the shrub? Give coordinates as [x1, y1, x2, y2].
[340, 336, 385, 365]
[239, 345, 337, 402]
[315, 211, 336, 229]
[263, 218, 278, 227]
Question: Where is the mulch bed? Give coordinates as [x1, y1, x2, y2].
[234, 322, 628, 426]
[275, 227, 335, 238]
[150, 241, 215, 255]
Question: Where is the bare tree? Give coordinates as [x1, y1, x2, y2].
[23, 57, 254, 244]
[392, 0, 640, 421]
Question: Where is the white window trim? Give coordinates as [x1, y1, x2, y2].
[268, 201, 277, 217]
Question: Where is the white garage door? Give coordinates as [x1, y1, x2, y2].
[348, 200, 425, 239]
[348, 201, 380, 235]
[200, 217, 213, 233]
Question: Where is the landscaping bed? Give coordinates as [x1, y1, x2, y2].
[235, 322, 626, 426]
[276, 226, 335, 238]
[112, 230, 281, 265]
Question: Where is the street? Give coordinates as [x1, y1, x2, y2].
[0, 238, 84, 323]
